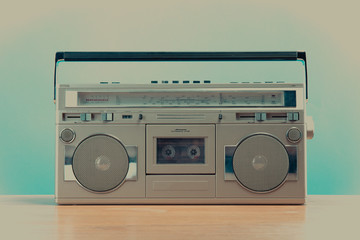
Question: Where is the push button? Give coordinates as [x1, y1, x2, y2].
[293, 112, 299, 121]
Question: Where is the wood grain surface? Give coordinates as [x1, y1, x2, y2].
[0, 195, 359, 240]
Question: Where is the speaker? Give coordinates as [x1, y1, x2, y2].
[72, 134, 129, 192]
[232, 134, 289, 192]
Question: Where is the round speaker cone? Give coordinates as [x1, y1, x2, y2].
[233, 134, 289, 192]
[72, 135, 129, 192]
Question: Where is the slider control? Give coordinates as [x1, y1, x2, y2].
[80, 113, 92, 121]
[255, 112, 266, 121]
[102, 113, 113, 121]
[287, 112, 299, 121]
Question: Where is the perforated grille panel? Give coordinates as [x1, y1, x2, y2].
[60, 128, 75, 143]
[72, 135, 129, 192]
[233, 134, 289, 192]
[287, 128, 302, 142]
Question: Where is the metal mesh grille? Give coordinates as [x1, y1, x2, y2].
[72, 135, 129, 192]
[233, 134, 289, 192]
[287, 128, 302, 142]
[60, 129, 75, 143]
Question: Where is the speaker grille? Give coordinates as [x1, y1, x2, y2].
[287, 128, 302, 142]
[233, 134, 289, 192]
[72, 135, 129, 192]
[60, 128, 75, 143]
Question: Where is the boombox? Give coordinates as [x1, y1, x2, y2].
[54, 52, 314, 204]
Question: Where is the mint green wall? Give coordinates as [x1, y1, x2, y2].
[1, 0, 359, 194]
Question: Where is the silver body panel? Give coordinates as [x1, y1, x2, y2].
[55, 83, 311, 204]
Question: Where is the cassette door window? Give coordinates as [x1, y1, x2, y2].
[146, 125, 215, 174]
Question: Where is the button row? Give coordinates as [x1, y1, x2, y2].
[151, 80, 211, 84]
[80, 113, 143, 122]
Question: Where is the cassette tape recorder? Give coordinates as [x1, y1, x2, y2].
[54, 52, 314, 204]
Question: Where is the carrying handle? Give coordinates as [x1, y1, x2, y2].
[54, 51, 308, 102]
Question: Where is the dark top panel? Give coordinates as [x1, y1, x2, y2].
[55, 51, 304, 62]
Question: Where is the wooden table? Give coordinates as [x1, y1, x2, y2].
[0, 195, 359, 240]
